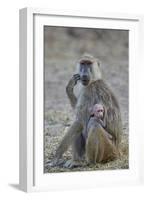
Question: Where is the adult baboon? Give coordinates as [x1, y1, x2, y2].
[53, 54, 122, 168]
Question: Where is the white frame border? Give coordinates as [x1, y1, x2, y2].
[19, 8, 144, 192]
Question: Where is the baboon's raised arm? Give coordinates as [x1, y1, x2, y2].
[66, 74, 80, 108]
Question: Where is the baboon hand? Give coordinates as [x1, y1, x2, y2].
[67, 74, 80, 89]
[73, 74, 80, 84]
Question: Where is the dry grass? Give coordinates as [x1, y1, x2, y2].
[44, 122, 129, 173]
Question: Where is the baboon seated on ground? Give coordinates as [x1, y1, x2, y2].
[52, 54, 122, 168]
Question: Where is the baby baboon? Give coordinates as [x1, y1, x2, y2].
[86, 104, 116, 164]
[88, 103, 112, 139]
[83, 103, 107, 140]
[53, 54, 122, 168]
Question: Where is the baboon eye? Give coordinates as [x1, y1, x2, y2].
[98, 109, 103, 112]
[80, 61, 92, 72]
[80, 61, 92, 65]
[80, 62, 85, 65]
[86, 61, 92, 65]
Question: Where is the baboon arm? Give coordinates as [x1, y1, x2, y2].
[55, 121, 83, 159]
[99, 119, 106, 128]
[66, 79, 77, 108]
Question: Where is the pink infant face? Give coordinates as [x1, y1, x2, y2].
[93, 104, 104, 118]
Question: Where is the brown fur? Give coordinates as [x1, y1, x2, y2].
[76, 80, 122, 147]
[86, 118, 118, 164]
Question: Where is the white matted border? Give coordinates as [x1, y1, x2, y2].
[19, 8, 144, 192]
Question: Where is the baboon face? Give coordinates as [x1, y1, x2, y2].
[79, 59, 92, 86]
[77, 54, 102, 86]
[92, 104, 104, 119]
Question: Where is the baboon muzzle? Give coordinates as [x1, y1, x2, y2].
[81, 75, 90, 85]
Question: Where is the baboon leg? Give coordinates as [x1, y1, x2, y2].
[72, 133, 85, 160]
[54, 121, 83, 165]
[64, 132, 86, 168]
[86, 144, 98, 164]
[64, 134, 85, 168]
[98, 128, 118, 162]
[86, 129, 99, 164]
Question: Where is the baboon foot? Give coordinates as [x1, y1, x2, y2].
[46, 158, 65, 167]
[63, 159, 82, 168]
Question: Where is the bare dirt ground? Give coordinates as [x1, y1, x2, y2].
[44, 27, 129, 173]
